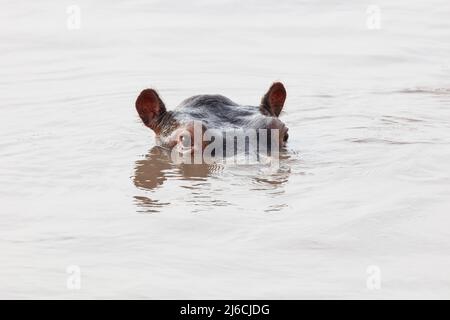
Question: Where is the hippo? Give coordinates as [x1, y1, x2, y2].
[135, 82, 288, 160]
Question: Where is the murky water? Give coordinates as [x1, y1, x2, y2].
[1, 0, 450, 298]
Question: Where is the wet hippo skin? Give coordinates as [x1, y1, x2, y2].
[135, 82, 289, 154]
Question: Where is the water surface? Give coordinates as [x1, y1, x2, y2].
[1, 0, 450, 298]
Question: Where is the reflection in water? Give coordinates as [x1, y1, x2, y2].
[133, 147, 173, 190]
[133, 146, 221, 213]
[133, 196, 170, 214]
[133, 146, 294, 213]
[133, 146, 216, 191]
[251, 152, 292, 192]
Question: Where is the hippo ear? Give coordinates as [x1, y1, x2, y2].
[260, 82, 286, 117]
[135, 89, 166, 131]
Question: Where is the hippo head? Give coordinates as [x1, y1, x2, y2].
[135, 82, 288, 157]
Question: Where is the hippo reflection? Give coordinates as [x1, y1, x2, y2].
[133, 146, 216, 191]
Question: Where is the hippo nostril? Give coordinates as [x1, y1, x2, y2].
[283, 132, 289, 142]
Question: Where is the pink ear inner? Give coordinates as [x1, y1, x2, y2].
[135, 89, 163, 128]
[267, 82, 286, 116]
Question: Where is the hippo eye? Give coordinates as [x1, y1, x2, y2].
[180, 134, 191, 148]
